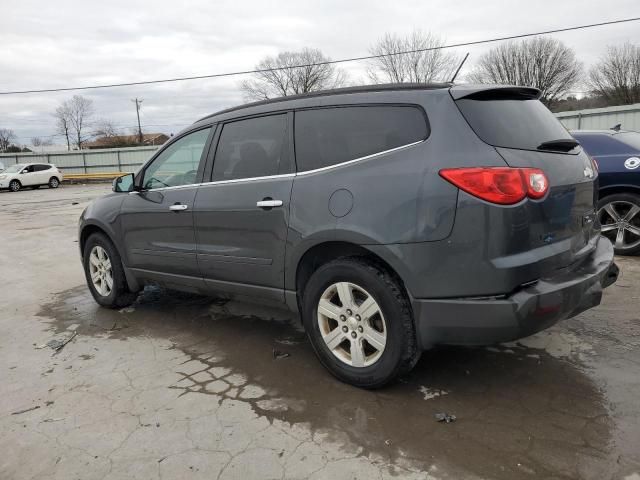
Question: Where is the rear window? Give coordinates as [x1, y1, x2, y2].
[456, 97, 574, 152]
[616, 132, 640, 152]
[295, 105, 429, 172]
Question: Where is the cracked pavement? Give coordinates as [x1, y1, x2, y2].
[1, 184, 639, 479]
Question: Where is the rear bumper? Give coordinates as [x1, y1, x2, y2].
[412, 236, 618, 347]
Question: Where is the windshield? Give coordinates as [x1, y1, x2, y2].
[456, 97, 575, 152]
[4, 164, 25, 173]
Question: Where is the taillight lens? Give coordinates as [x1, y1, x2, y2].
[439, 167, 549, 205]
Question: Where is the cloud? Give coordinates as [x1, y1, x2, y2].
[1, 0, 638, 144]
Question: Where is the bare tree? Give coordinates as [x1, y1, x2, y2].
[66, 95, 94, 149]
[0, 128, 16, 152]
[31, 137, 53, 151]
[93, 119, 119, 139]
[367, 31, 458, 83]
[589, 43, 640, 105]
[239, 48, 347, 101]
[468, 37, 582, 106]
[54, 105, 72, 151]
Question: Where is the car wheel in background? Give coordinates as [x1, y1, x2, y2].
[598, 193, 640, 256]
[48, 177, 60, 188]
[302, 257, 419, 388]
[83, 233, 137, 308]
[9, 180, 21, 192]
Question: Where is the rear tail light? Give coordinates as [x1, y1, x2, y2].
[439, 167, 549, 205]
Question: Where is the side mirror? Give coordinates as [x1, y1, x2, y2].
[113, 173, 135, 193]
[21, 170, 28, 174]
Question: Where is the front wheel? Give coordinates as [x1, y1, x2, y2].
[48, 177, 60, 188]
[302, 258, 419, 388]
[598, 193, 640, 256]
[9, 180, 21, 192]
[83, 233, 137, 308]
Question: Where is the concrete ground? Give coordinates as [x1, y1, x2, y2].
[1, 184, 639, 480]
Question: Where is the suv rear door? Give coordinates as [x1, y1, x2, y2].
[193, 113, 294, 301]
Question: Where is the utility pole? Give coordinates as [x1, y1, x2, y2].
[131, 98, 143, 144]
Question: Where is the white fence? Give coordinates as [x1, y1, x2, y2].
[0, 146, 159, 174]
[555, 103, 640, 131]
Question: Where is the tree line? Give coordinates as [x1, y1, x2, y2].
[2, 33, 639, 153]
[239, 33, 640, 112]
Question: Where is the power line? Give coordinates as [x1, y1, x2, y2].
[1, 16, 638, 96]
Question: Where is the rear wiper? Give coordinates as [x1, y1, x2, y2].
[536, 139, 579, 152]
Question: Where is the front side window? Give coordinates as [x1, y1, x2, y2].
[294, 105, 429, 172]
[143, 128, 211, 190]
[212, 114, 289, 181]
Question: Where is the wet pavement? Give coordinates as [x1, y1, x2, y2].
[1, 184, 639, 479]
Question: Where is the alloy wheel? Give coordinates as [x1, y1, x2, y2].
[317, 282, 387, 367]
[598, 200, 640, 250]
[89, 245, 113, 297]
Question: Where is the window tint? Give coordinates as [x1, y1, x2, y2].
[33, 164, 51, 171]
[212, 114, 289, 181]
[573, 134, 633, 156]
[295, 106, 428, 172]
[143, 128, 211, 189]
[456, 98, 573, 152]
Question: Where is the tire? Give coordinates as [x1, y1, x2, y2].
[598, 193, 640, 256]
[9, 180, 21, 192]
[83, 233, 137, 308]
[48, 177, 60, 188]
[302, 257, 419, 388]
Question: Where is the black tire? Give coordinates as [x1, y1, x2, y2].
[302, 257, 419, 388]
[9, 180, 21, 192]
[598, 193, 640, 256]
[48, 177, 60, 188]
[83, 233, 137, 308]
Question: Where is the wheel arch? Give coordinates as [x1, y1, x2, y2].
[294, 241, 411, 304]
[599, 184, 640, 200]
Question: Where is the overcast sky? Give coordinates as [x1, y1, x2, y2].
[1, 0, 639, 147]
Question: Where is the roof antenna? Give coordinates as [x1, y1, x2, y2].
[450, 52, 470, 83]
[611, 123, 621, 132]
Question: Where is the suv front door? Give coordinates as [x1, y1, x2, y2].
[194, 113, 294, 301]
[120, 127, 213, 284]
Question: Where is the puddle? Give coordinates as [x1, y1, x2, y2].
[37, 286, 620, 479]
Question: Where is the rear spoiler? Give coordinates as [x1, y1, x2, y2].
[449, 84, 541, 101]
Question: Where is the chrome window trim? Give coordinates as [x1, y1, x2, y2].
[295, 140, 424, 176]
[129, 138, 423, 193]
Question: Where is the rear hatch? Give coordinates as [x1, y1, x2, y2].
[451, 86, 599, 272]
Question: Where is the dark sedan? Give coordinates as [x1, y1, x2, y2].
[572, 130, 640, 255]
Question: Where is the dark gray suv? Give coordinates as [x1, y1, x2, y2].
[79, 83, 618, 387]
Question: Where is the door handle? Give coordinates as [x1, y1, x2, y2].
[256, 199, 283, 209]
[169, 204, 188, 211]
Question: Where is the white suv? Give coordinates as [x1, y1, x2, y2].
[0, 163, 63, 192]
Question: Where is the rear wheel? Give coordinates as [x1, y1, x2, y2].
[83, 233, 137, 308]
[9, 180, 21, 192]
[48, 177, 60, 188]
[598, 193, 640, 256]
[302, 257, 419, 388]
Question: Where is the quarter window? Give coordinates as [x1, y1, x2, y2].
[143, 128, 211, 190]
[294, 106, 429, 172]
[212, 114, 289, 181]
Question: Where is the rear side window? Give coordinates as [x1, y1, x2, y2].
[295, 105, 429, 172]
[212, 114, 289, 181]
[456, 97, 573, 152]
[34, 164, 51, 171]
